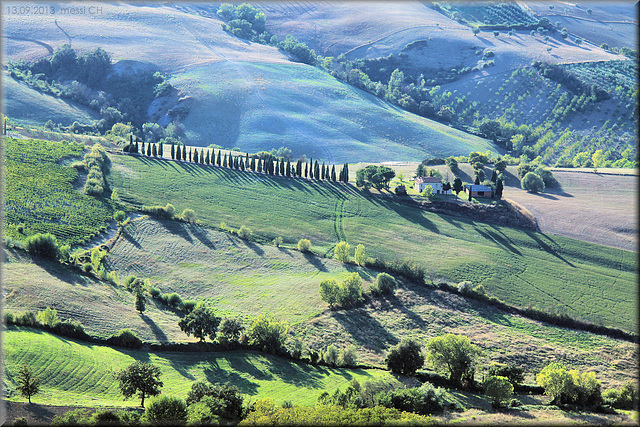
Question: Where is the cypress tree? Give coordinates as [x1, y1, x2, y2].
[339, 166, 344, 182]
[245, 153, 249, 168]
[146, 142, 151, 156]
[344, 163, 349, 183]
[296, 160, 301, 177]
[141, 141, 146, 155]
[250, 157, 256, 171]
[205, 150, 210, 165]
[257, 158, 263, 173]
[134, 139, 139, 154]
[159, 142, 163, 157]
[491, 169, 497, 183]
[495, 179, 503, 199]
[240, 158, 245, 171]
[314, 160, 320, 180]
[286, 160, 291, 177]
[474, 175, 480, 185]
[223, 153, 228, 167]
[274, 159, 279, 175]
[171, 143, 175, 159]
[234, 156, 239, 169]
[189, 148, 192, 162]
[321, 163, 325, 180]
[193, 149, 199, 163]
[279, 159, 284, 176]
[269, 159, 275, 175]
[176, 145, 181, 160]
[182, 145, 187, 161]
[305, 162, 309, 178]
[331, 165, 336, 181]
[217, 150, 222, 166]
[152, 143, 157, 157]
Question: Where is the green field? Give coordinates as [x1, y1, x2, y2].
[4, 327, 392, 407]
[4, 138, 115, 245]
[174, 61, 497, 163]
[109, 154, 637, 331]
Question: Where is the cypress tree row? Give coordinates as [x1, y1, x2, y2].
[152, 143, 157, 157]
[171, 143, 175, 160]
[217, 150, 222, 166]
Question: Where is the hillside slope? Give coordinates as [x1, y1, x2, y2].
[2, 2, 498, 162]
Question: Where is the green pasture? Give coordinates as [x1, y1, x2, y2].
[173, 61, 497, 163]
[108, 154, 637, 331]
[4, 327, 391, 407]
[4, 138, 115, 245]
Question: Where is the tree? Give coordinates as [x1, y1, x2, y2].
[193, 149, 199, 163]
[494, 31, 500, 37]
[319, 279, 340, 308]
[472, 27, 480, 36]
[176, 145, 181, 160]
[426, 334, 481, 387]
[323, 344, 339, 366]
[217, 317, 245, 343]
[354, 244, 366, 266]
[495, 179, 503, 199]
[521, 172, 544, 193]
[356, 165, 395, 190]
[114, 210, 126, 224]
[217, 150, 222, 166]
[16, 366, 40, 403]
[453, 177, 463, 194]
[536, 362, 573, 405]
[186, 382, 244, 420]
[145, 396, 187, 425]
[386, 338, 424, 376]
[484, 376, 513, 408]
[135, 291, 146, 314]
[421, 185, 434, 199]
[247, 312, 289, 354]
[333, 241, 350, 262]
[331, 165, 337, 181]
[178, 302, 221, 342]
[297, 238, 312, 253]
[171, 143, 175, 160]
[116, 361, 163, 407]
[339, 344, 358, 367]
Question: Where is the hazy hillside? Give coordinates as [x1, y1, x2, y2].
[2, 1, 499, 162]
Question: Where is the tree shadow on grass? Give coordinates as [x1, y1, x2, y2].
[303, 253, 329, 272]
[203, 359, 259, 395]
[241, 240, 264, 256]
[476, 226, 522, 256]
[525, 231, 575, 267]
[140, 312, 169, 344]
[332, 308, 398, 352]
[32, 257, 91, 286]
[122, 230, 143, 249]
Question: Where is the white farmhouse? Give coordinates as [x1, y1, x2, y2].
[414, 176, 451, 195]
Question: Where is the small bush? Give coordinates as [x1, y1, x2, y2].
[272, 236, 283, 247]
[237, 225, 253, 240]
[24, 233, 60, 260]
[457, 280, 474, 295]
[371, 273, 397, 295]
[297, 238, 312, 252]
[106, 328, 143, 349]
[82, 262, 93, 273]
[162, 292, 184, 310]
[148, 286, 161, 298]
[323, 344, 339, 366]
[183, 300, 197, 312]
[145, 396, 188, 425]
[51, 319, 91, 340]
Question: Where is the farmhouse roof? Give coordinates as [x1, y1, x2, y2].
[415, 176, 442, 183]
[465, 184, 492, 191]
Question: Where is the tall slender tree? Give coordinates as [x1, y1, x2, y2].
[205, 150, 210, 165]
[141, 141, 146, 155]
[314, 160, 320, 180]
[257, 158, 263, 173]
[321, 162, 326, 180]
[279, 159, 285, 176]
[305, 162, 309, 178]
[182, 145, 187, 161]
[176, 145, 181, 160]
[331, 165, 336, 181]
[171, 143, 175, 160]
[250, 157, 256, 171]
[217, 150, 222, 166]
[152, 143, 157, 157]
[193, 149, 199, 163]
[189, 148, 192, 162]
[134, 138, 139, 154]
[223, 153, 228, 167]
[344, 163, 349, 183]
[286, 160, 291, 177]
[495, 179, 504, 199]
[245, 153, 249, 168]
[240, 158, 245, 171]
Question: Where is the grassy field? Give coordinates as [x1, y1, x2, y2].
[4, 138, 115, 245]
[173, 61, 497, 163]
[4, 327, 392, 407]
[107, 153, 637, 332]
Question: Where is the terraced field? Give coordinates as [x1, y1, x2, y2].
[107, 153, 637, 331]
[4, 327, 392, 407]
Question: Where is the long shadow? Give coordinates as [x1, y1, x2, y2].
[525, 231, 575, 267]
[191, 224, 216, 248]
[375, 196, 440, 234]
[203, 359, 259, 395]
[242, 240, 264, 256]
[141, 313, 170, 343]
[344, 263, 375, 281]
[122, 230, 143, 249]
[332, 308, 398, 351]
[155, 219, 193, 244]
[303, 253, 328, 272]
[260, 355, 330, 388]
[532, 192, 559, 200]
[32, 257, 91, 285]
[476, 226, 522, 256]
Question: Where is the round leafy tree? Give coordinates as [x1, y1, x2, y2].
[521, 172, 545, 193]
[386, 338, 425, 376]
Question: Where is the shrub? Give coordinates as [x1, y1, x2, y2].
[51, 409, 92, 426]
[237, 225, 253, 240]
[183, 300, 197, 312]
[107, 328, 143, 349]
[248, 312, 289, 354]
[272, 236, 283, 247]
[386, 338, 425, 376]
[426, 334, 482, 387]
[457, 280, 474, 295]
[339, 344, 358, 367]
[487, 363, 525, 386]
[24, 233, 60, 259]
[371, 273, 397, 295]
[145, 396, 187, 425]
[36, 307, 60, 328]
[148, 286, 161, 298]
[82, 262, 93, 273]
[333, 241, 351, 262]
[114, 210, 126, 223]
[297, 238, 312, 252]
[484, 375, 514, 408]
[323, 344, 339, 366]
[162, 292, 184, 309]
[521, 172, 544, 193]
[186, 382, 244, 421]
[378, 382, 446, 415]
[51, 319, 90, 340]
